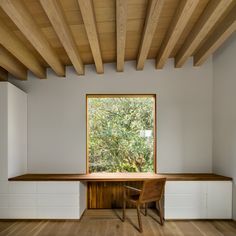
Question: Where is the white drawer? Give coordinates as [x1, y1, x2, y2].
[165, 207, 207, 219]
[9, 194, 37, 207]
[37, 207, 80, 219]
[165, 181, 207, 194]
[37, 194, 79, 207]
[165, 193, 206, 208]
[9, 182, 37, 194]
[9, 207, 37, 219]
[37, 182, 80, 194]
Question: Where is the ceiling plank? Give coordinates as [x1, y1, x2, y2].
[0, 67, 8, 81]
[175, 0, 233, 68]
[156, 0, 200, 69]
[78, 0, 104, 74]
[0, 46, 27, 80]
[40, 0, 84, 75]
[116, 0, 127, 72]
[0, 0, 65, 76]
[136, 0, 165, 70]
[0, 20, 45, 79]
[194, 5, 236, 66]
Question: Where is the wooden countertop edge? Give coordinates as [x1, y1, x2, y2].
[8, 173, 232, 182]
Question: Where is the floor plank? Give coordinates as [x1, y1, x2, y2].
[0, 210, 236, 236]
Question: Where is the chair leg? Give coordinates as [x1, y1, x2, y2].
[156, 200, 164, 225]
[123, 200, 126, 221]
[137, 204, 143, 232]
[145, 203, 148, 216]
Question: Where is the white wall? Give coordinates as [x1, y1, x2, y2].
[213, 33, 236, 220]
[11, 58, 213, 174]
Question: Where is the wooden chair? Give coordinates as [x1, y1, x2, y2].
[122, 178, 166, 232]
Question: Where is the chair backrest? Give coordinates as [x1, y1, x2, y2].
[139, 178, 166, 203]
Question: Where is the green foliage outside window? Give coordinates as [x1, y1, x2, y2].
[87, 96, 155, 173]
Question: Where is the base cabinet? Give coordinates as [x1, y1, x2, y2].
[164, 181, 232, 219]
[207, 181, 232, 219]
[0, 181, 87, 219]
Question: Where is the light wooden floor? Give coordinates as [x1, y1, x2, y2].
[0, 209, 236, 236]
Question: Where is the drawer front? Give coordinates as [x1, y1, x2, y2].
[37, 182, 80, 194]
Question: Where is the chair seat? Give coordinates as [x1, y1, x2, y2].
[129, 194, 140, 201]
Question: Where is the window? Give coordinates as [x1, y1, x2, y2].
[87, 95, 156, 173]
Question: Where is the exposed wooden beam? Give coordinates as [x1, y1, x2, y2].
[175, 0, 233, 68]
[136, 0, 165, 70]
[0, 21, 45, 79]
[156, 0, 199, 69]
[194, 5, 236, 66]
[0, 0, 65, 76]
[116, 0, 127, 72]
[0, 67, 8, 81]
[0, 46, 27, 80]
[40, 0, 84, 75]
[78, 0, 103, 74]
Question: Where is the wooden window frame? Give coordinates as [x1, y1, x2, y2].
[86, 94, 157, 174]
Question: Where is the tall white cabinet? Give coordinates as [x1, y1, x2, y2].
[0, 82, 27, 180]
[0, 82, 86, 219]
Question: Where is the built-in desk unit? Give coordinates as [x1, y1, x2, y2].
[0, 83, 233, 220]
[9, 173, 233, 220]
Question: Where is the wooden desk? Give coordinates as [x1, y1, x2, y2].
[8, 172, 232, 182]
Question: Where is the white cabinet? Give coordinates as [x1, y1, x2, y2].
[36, 181, 81, 219]
[164, 181, 232, 219]
[207, 181, 232, 219]
[0, 181, 86, 219]
[165, 181, 207, 219]
[0, 82, 27, 180]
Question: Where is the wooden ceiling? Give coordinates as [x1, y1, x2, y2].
[0, 0, 235, 81]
